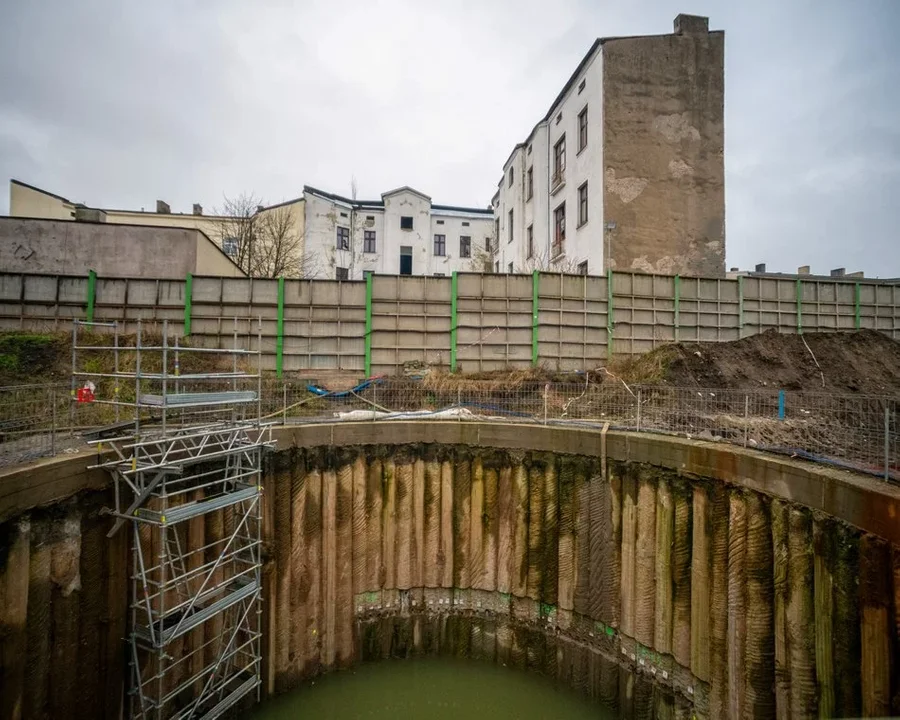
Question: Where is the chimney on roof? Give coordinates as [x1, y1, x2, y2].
[192, 203, 203, 216]
[156, 200, 170, 214]
[754, 263, 766, 273]
[830, 268, 846, 277]
[674, 13, 709, 36]
[798, 265, 810, 275]
[729, 267, 739, 272]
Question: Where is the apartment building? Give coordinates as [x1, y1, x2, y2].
[302, 185, 493, 280]
[493, 13, 725, 278]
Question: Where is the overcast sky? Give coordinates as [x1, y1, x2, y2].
[1, 0, 898, 276]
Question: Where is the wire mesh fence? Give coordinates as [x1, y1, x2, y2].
[2, 378, 897, 482]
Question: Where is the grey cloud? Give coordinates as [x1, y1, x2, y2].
[0, 0, 898, 274]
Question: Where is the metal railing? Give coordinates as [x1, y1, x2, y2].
[2, 379, 897, 482]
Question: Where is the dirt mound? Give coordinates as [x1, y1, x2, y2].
[629, 329, 900, 395]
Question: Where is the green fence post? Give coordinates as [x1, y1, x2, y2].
[854, 282, 861, 330]
[183, 272, 193, 336]
[532, 270, 539, 367]
[738, 275, 744, 337]
[450, 271, 458, 372]
[796, 278, 803, 334]
[606, 268, 614, 361]
[276, 275, 285, 378]
[364, 273, 373, 377]
[85, 269, 97, 323]
[674, 274, 681, 343]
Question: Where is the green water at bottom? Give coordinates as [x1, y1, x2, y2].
[250, 657, 615, 720]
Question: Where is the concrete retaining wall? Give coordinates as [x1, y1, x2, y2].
[1, 270, 898, 374]
[1, 424, 898, 719]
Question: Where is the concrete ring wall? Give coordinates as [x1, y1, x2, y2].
[1, 423, 898, 719]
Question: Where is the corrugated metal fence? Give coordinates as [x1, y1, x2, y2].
[1, 270, 898, 375]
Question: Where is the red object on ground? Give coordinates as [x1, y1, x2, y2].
[76, 386, 95, 403]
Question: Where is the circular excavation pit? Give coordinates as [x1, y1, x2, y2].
[1, 421, 898, 719]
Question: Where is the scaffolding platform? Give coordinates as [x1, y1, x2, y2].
[73, 318, 273, 719]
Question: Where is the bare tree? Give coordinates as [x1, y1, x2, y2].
[214, 193, 317, 278]
[255, 204, 320, 278]
[515, 247, 585, 274]
[214, 193, 259, 276]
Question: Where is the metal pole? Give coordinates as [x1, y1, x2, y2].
[135, 320, 142, 444]
[744, 395, 749, 448]
[282, 381, 287, 425]
[161, 319, 168, 436]
[50, 384, 56, 456]
[114, 321, 120, 423]
[257, 315, 263, 427]
[885, 404, 891, 482]
[70, 320, 77, 431]
[636, 387, 642, 432]
[543, 383, 548, 425]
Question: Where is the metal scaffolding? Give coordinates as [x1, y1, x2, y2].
[73, 318, 274, 719]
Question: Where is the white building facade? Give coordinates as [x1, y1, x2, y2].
[302, 186, 494, 280]
[493, 41, 605, 276]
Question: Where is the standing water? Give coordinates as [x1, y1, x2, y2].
[250, 657, 618, 720]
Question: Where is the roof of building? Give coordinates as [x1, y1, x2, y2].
[11, 178, 73, 204]
[303, 185, 492, 216]
[382, 186, 431, 202]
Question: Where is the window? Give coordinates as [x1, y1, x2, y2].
[222, 237, 239, 257]
[578, 182, 588, 227]
[578, 260, 588, 276]
[556, 112, 562, 125]
[494, 261, 500, 273]
[460, 236, 471, 258]
[485, 237, 493, 254]
[553, 202, 566, 255]
[493, 219, 499, 250]
[508, 209, 514, 243]
[364, 230, 376, 253]
[436, 219, 444, 225]
[526, 167, 533, 200]
[400, 246, 412, 275]
[508, 167, 514, 188]
[400, 216, 413, 230]
[366, 215, 374, 221]
[340, 211, 348, 218]
[578, 107, 588, 152]
[434, 234, 446, 256]
[335, 267, 349, 280]
[336, 226, 349, 250]
[578, 79, 586, 95]
[434, 273, 446, 277]
[508, 262, 514, 274]
[526, 225, 534, 259]
[553, 135, 566, 184]
[462, 221, 470, 227]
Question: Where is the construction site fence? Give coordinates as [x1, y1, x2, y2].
[1, 270, 899, 376]
[2, 380, 897, 483]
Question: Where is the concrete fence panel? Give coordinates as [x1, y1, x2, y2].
[537, 272, 609, 370]
[1, 270, 898, 375]
[456, 272, 532, 372]
[370, 275, 451, 376]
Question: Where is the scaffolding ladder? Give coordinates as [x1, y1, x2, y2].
[73, 318, 274, 719]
